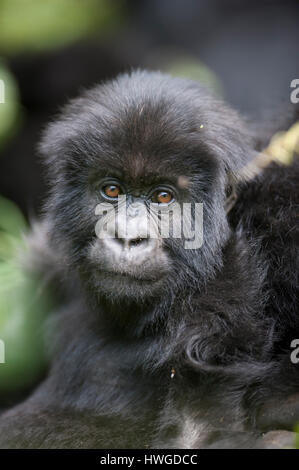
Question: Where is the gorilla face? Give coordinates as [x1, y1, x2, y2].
[40, 71, 255, 303]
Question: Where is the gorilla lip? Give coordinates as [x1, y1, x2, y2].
[98, 268, 164, 283]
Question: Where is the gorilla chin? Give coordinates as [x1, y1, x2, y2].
[88, 266, 169, 302]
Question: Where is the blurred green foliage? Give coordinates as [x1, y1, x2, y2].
[0, 197, 27, 242]
[0, 0, 123, 55]
[166, 56, 223, 96]
[147, 49, 223, 96]
[0, 60, 21, 148]
[296, 424, 299, 448]
[0, 196, 53, 393]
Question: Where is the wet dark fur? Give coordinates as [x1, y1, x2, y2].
[0, 71, 298, 448]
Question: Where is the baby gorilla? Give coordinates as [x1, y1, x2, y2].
[0, 70, 298, 449]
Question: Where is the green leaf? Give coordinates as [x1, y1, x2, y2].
[0, 61, 20, 147]
[0, 195, 27, 238]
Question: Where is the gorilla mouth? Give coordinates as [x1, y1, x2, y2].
[98, 268, 164, 283]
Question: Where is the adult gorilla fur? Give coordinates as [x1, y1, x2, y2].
[0, 71, 298, 448]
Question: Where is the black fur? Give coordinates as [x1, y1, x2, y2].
[0, 70, 298, 448]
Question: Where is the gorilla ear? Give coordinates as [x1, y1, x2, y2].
[201, 108, 260, 213]
[199, 97, 259, 185]
[221, 124, 259, 184]
[222, 127, 285, 213]
[223, 147, 264, 214]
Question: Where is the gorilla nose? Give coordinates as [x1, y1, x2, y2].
[102, 230, 157, 258]
[114, 235, 149, 250]
[101, 207, 158, 256]
[128, 237, 147, 248]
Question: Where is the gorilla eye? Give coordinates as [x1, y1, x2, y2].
[151, 190, 173, 204]
[102, 184, 122, 199]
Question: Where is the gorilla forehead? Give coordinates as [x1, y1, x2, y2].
[41, 70, 251, 185]
[59, 75, 217, 181]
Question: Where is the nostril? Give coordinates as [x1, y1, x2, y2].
[114, 237, 127, 247]
[110, 235, 148, 249]
[128, 237, 146, 248]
